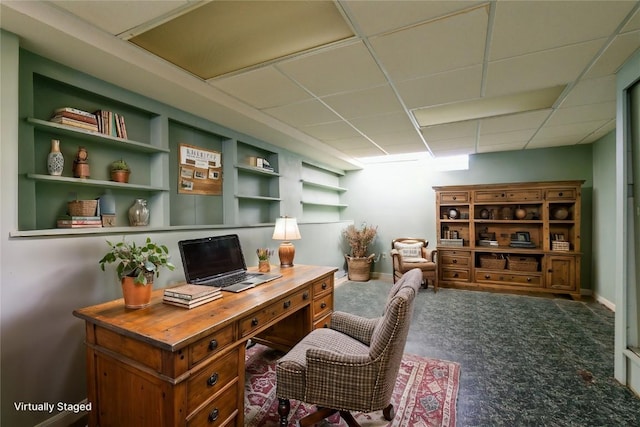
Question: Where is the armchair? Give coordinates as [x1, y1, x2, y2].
[275, 269, 422, 427]
[391, 238, 438, 291]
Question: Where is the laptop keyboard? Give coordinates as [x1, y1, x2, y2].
[200, 272, 258, 288]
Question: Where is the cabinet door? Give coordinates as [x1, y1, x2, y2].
[546, 256, 576, 290]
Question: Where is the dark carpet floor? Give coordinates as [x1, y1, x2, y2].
[334, 279, 640, 427]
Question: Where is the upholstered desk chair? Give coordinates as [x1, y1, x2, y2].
[391, 238, 438, 291]
[275, 268, 422, 427]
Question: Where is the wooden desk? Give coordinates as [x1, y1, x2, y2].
[73, 265, 336, 427]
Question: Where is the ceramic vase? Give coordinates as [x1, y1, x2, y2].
[121, 276, 152, 309]
[128, 198, 150, 226]
[47, 139, 64, 176]
[258, 260, 271, 272]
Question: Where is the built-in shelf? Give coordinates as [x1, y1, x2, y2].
[235, 164, 280, 176]
[26, 173, 168, 192]
[26, 117, 169, 154]
[301, 201, 348, 208]
[236, 195, 281, 202]
[300, 179, 347, 192]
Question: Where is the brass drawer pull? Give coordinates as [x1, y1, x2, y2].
[207, 372, 219, 387]
[208, 339, 218, 351]
[303, 291, 309, 300]
[251, 318, 259, 327]
[208, 408, 219, 422]
[283, 300, 291, 309]
[320, 302, 327, 309]
[452, 259, 458, 264]
[321, 282, 328, 289]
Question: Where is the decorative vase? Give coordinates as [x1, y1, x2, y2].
[258, 260, 271, 272]
[128, 198, 150, 226]
[47, 139, 64, 176]
[552, 206, 569, 220]
[121, 276, 152, 309]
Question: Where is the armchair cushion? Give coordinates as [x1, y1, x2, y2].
[393, 241, 423, 258]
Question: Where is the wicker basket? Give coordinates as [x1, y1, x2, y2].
[68, 200, 98, 217]
[479, 255, 506, 270]
[345, 254, 374, 281]
[552, 241, 570, 251]
[507, 256, 538, 272]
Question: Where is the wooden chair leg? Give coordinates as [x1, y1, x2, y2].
[299, 407, 338, 427]
[383, 403, 395, 421]
[340, 410, 362, 427]
[278, 398, 290, 427]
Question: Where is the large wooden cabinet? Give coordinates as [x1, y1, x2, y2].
[434, 181, 584, 299]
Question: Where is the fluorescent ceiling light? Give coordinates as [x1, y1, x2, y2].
[412, 85, 566, 127]
[357, 152, 431, 164]
[130, 1, 354, 79]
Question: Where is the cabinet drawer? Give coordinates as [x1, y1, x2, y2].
[441, 268, 470, 282]
[440, 254, 470, 267]
[506, 189, 542, 202]
[439, 191, 469, 203]
[546, 188, 576, 200]
[313, 295, 333, 320]
[239, 289, 310, 338]
[187, 381, 238, 427]
[475, 271, 541, 287]
[474, 190, 506, 202]
[190, 324, 236, 367]
[313, 312, 332, 330]
[187, 348, 239, 414]
[312, 276, 333, 296]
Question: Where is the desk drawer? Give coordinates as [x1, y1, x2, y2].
[546, 188, 576, 200]
[441, 268, 470, 282]
[312, 276, 333, 296]
[187, 348, 239, 414]
[187, 381, 238, 427]
[190, 324, 236, 367]
[313, 312, 332, 329]
[239, 289, 309, 338]
[313, 295, 333, 320]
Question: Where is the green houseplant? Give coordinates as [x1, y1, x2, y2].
[99, 237, 175, 308]
[110, 159, 130, 183]
[343, 223, 378, 281]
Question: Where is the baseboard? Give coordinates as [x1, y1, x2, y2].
[33, 399, 89, 427]
[594, 293, 616, 312]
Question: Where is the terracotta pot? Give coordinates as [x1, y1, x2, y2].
[111, 169, 130, 183]
[121, 276, 152, 309]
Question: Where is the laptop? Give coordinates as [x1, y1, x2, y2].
[178, 234, 282, 292]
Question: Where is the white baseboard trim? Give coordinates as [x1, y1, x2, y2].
[33, 399, 88, 427]
[595, 293, 616, 312]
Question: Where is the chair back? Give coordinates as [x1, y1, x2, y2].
[391, 238, 428, 250]
[368, 268, 421, 407]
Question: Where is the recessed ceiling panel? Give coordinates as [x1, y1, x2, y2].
[322, 84, 403, 119]
[350, 111, 415, 135]
[480, 110, 551, 135]
[301, 121, 361, 141]
[264, 99, 341, 127]
[130, 0, 354, 79]
[584, 31, 640, 79]
[561, 75, 616, 108]
[546, 102, 616, 126]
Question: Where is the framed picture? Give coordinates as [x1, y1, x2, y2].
[515, 231, 530, 242]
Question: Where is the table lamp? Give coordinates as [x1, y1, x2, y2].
[272, 216, 301, 267]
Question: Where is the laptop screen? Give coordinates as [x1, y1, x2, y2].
[178, 234, 247, 283]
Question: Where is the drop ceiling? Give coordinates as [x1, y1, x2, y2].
[1, 1, 639, 170]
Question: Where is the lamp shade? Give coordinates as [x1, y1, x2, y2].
[272, 217, 301, 241]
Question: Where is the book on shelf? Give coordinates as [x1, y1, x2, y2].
[51, 110, 98, 125]
[53, 107, 96, 119]
[49, 116, 98, 132]
[163, 284, 221, 301]
[94, 110, 127, 138]
[477, 240, 499, 246]
[57, 221, 103, 228]
[58, 215, 101, 221]
[163, 292, 222, 309]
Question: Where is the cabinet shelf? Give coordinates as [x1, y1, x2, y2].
[236, 194, 281, 202]
[300, 180, 347, 192]
[27, 118, 169, 154]
[474, 219, 543, 224]
[301, 201, 348, 208]
[26, 173, 168, 192]
[235, 164, 280, 176]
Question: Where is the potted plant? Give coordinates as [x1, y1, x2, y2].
[99, 237, 175, 308]
[256, 248, 274, 272]
[343, 223, 378, 281]
[110, 159, 130, 183]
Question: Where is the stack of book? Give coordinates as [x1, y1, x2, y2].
[57, 215, 102, 228]
[49, 107, 99, 132]
[163, 284, 222, 309]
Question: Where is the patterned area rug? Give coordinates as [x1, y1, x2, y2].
[244, 344, 460, 427]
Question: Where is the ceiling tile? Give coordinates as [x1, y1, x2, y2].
[395, 65, 483, 109]
[490, 1, 635, 61]
[479, 129, 537, 147]
[343, 0, 483, 36]
[480, 110, 551, 134]
[301, 121, 361, 141]
[584, 30, 640, 79]
[534, 121, 608, 140]
[349, 111, 415, 135]
[485, 39, 605, 97]
[277, 41, 386, 96]
[561, 75, 617, 107]
[478, 142, 527, 153]
[369, 5, 488, 81]
[547, 102, 616, 126]
[211, 66, 310, 109]
[580, 120, 616, 143]
[322, 84, 403, 119]
[421, 121, 478, 142]
[51, 0, 190, 35]
[369, 130, 424, 148]
[263, 99, 341, 127]
[622, 6, 640, 32]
